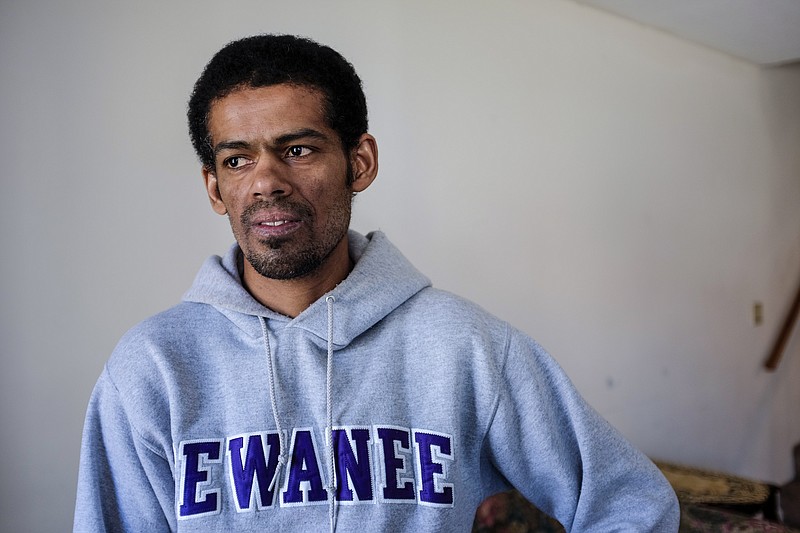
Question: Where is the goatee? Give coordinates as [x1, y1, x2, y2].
[235, 195, 351, 280]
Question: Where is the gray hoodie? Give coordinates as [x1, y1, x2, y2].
[74, 230, 679, 532]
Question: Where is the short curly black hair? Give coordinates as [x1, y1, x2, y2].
[187, 34, 368, 171]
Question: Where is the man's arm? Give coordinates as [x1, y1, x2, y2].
[74, 368, 175, 532]
[485, 329, 679, 532]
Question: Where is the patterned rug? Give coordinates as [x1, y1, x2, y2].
[680, 503, 798, 532]
[471, 491, 799, 533]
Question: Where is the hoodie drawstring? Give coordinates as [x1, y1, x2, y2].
[259, 317, 287, 493]
[325, 295, 337, 533]
[259, 297, 338, 533]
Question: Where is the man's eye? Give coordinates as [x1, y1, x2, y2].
[287, 146, 312, 158]
[224, 156, 249, 169]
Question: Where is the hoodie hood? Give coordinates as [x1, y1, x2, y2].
[182, 230, 432, 348]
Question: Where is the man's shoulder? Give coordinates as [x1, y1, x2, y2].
[403, 287, 547, 352]
[120, 301, 211, 342]
[401, 286, 510, 332]
[106, 301, 218, 371]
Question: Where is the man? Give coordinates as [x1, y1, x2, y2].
[74, 35, 679, 532]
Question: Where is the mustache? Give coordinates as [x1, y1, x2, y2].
[240, 199, 313, 226]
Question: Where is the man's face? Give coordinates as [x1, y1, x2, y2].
[203, 84, 368, 280]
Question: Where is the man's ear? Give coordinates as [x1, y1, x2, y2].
[202, 167, 228, 215]
[349, 133, 379, 193]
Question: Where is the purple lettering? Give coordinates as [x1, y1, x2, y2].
[333, 427, 373, 502]
[179, 440, 223, 518]
[227, 432, 280, 510]
[282, 429, 328, 505]
[414, 431, 454, 506]
[377, 426, 416, 501]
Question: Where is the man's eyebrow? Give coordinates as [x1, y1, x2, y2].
[212, 129, 334, 158]
[212, 140, 253, 158]
[274, 128, 332, 146]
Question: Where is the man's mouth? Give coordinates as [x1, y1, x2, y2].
[241, 200, 313, 239]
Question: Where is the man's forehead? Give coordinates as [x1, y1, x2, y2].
[211, 83, 326, 117]
[207, 84, 334, 144]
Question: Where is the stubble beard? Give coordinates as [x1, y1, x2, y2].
[234, 188, 354, 281]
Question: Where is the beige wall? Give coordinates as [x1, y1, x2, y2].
[2, 0, 799, 530]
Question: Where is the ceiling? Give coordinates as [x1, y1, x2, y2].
[576, 0, 800, 66]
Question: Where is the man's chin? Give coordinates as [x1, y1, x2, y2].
[243, 247, 322, 281]
[263, 236, 290, 251]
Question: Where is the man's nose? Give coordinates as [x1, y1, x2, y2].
[251, 155, 293, 198]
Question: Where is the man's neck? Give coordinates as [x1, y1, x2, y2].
[241, 237, 352, 318]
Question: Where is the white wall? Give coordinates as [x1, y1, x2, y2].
[2, 0, 799, 531]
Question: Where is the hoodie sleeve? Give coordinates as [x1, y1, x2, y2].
[485, 329, 679, 532]
[74, 368, 176, 533]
